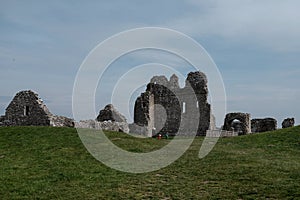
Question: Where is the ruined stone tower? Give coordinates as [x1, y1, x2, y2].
[130, 71, 213, 136]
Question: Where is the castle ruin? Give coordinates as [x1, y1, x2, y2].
[130, 71, 215, 137]
[0, 80, 296, 136]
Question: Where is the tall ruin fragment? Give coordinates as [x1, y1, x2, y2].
[130, 71, 214, 137]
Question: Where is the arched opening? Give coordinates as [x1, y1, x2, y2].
[231, 119, 243, 134]
[223, 113, 251, 135]
[196, 101, 199, 108]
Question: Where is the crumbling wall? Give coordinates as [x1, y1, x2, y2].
[147, 82, 181, 135]
[130, 71, 212, 137]
[50, 115, 74, 127]
[210, 114, 216, 130]
[75, 120, 129, 133]
[282, 118, 295, 128]
[5, 91, 51, 126]
[185, 71, 211, 135]
[223, 113, 251, 135]
[2, 90, 74, 127]
[93, 104, 129, 133]
[251, 118, 277, 133]
[96, 104, 127, 123]
[132, 80, 181, 136]
[0, 116, 5, 123]
[133, 91, 153, 126]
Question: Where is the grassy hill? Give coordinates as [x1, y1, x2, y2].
[0, 126, 299, 199]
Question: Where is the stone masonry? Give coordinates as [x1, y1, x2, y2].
[222, 112, 251, 135]
[130, 71, 214, 137]
[282, 118, 295, 128]
[96, 104, 127, 123]
[75, 119, 129, 133]
[1, 90, 74, 127]
[251, 118, 277, 133]
[94, 104, 129, 133]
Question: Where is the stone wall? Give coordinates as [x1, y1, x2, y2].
[0, 115, 5, 123]
[206, 130, 238, 137]
[251, 118, 277, 133]
[222, 113, 251, 135]
[50, 115, 74, 127]
[93, 104, 129, 133]
[2, 90, 74, 127]
[75, 120, 129, 133]
[0, 115, 11, 126]
[282, 118, 295, 128]
[5, 91, 51, 126]
[96, 104, 127, 123]
[180, 72, 211, 135]
[131, 71, 213, 137]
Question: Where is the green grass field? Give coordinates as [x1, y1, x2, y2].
[0, 126, 299, 199]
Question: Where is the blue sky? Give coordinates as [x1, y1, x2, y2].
[1, 0, 300, 126]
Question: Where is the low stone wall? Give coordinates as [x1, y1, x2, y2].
[206, 130, 238, 137]
[0, 114, 74, 128]
[75, 120, 129, 133]
[50, 115, 74, 127]
[251, 118, 277, 133]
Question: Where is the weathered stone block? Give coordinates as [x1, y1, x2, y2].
[282, 118, 295, 128]
[251, 118, 277, 133]
[96, 104, 127, 123]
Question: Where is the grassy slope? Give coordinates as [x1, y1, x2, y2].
[0, 126, 299, 199]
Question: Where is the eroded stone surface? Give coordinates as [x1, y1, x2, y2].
[96, 104, 127, 123]
[282, 118, 295, 129]
[0, 115, 11, 126]
[251, 118, 277, 133]
[222, 112, 251, 135]
[75, 120, 129, 133]
[1, 90, 74, 127]
[50, 115, 74, 128]
[131, 71, 214, 137]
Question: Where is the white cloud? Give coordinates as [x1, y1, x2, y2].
[167, 0, 300, 52]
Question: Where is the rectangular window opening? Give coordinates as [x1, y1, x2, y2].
[182, 102, 186, 114]
[24, 106, 29, 116]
